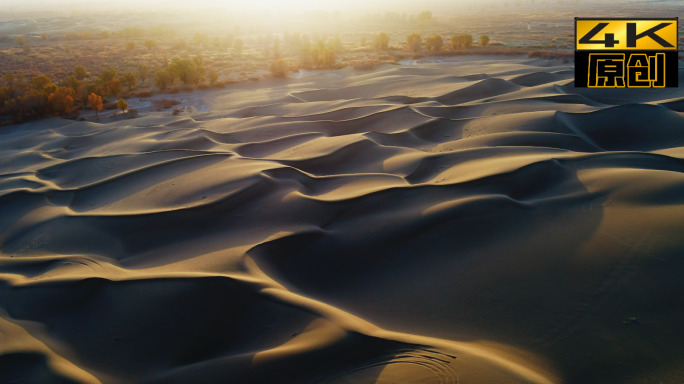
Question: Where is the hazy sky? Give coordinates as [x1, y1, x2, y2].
[1, 0, 468, 14]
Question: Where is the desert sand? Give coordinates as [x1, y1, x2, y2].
[1, 56, 684, 383]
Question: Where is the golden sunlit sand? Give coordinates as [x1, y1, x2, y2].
[1, 47, 684, 383]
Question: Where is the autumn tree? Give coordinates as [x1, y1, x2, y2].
[207, 68, 219, 86]
[74, 65, 87, 80]
[16, 36, 26, 47]
[123, 72, 137, 91]
[32, 75, 52, 91]
[144, 39, 157, 49]
[79, 83, 97, 106]
[233, 38, 244, 56]
[154, 70, 172, 90]
[269, 59, 289, 77]
[426, 35, 444, 52]
[451, 35, 463, 49]
[137, 65, 149, 85]
[480, 35, 490, 47]
[374, 33, 390, 51]
[88, 93, 103, 118]
[463, 34, 474, 48]
[451, 34, 473, 49]
[48, 87, 75, 115]
[407, 33, 422, 53]
[40, 33, 48, 41]
[116, 98, 128, 113]
[126, 41, 136, 51]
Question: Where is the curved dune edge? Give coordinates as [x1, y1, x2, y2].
[1, 57, 684, 383]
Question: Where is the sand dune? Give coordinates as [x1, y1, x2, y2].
[1, 56, 684, 384]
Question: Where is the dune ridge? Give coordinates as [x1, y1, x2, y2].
[1, 57, 684, 383]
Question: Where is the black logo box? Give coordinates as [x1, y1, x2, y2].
[574, 51, 679, 88]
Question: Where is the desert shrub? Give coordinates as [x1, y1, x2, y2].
[152, 98, 181, 109]
[134, 90, 154, 98]
[126, 108, 139, 118]
[349, 59, 382, 71]
[269, 59, 289, 77]
[528, 50, 574, 60]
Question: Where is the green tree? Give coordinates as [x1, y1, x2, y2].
[417, 11, 432, 27]
[321, 48, 336, 68]
[233, 38, 244, 56]
[123, 72, 137, 91]
[62, 75, 82, 93]
[74, 65, 87, 80]
[451, 35, 463, 49]
[374, 33, 390, 51]
[331, 35, 343, 53]
[273, 37, 281, 58]
[207, 68, 219, 85]
[154, 70, 172, 90]
[138, 65, 149, 85]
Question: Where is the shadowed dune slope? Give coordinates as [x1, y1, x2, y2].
[1, 57, 684, 384]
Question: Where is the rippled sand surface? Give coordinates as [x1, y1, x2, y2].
[2, 57, 684, 384]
